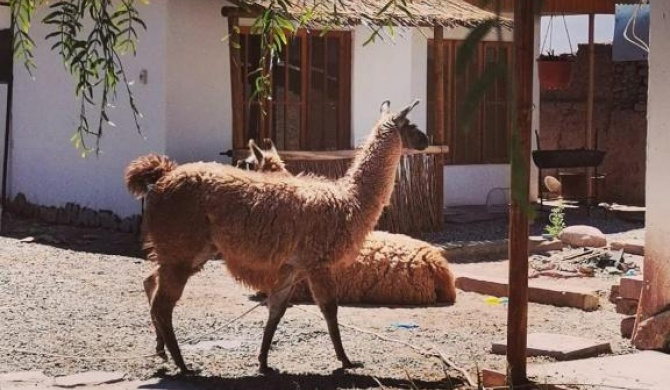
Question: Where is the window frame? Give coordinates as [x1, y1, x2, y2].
[232, 27, 352, 151]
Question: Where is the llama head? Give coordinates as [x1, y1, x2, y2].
[379, 99, 429, 151]
[245, 139, 287, 173]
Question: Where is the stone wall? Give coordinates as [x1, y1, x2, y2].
[539, 43, 647, 206]
[6, 193, 141, 234]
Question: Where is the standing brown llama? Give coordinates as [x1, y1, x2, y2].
[124, 100, 428, 374]
[246, 139, 457, 305]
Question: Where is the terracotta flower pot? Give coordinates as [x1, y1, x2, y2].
[537, 59, 574, 90]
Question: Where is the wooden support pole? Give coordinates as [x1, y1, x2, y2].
[586, 13, 596, 202]
[226, 13, 245, 151]
[507, 0, 536, 385]
[433, 25, 446, 228]
[586, 13, 595, 149]
[433, 25, 446, 145]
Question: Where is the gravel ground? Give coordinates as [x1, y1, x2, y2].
[0, 211, 643, 389]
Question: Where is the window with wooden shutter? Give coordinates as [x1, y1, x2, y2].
[427, 39, 512, 164]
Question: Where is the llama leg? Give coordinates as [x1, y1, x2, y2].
[143, 270, 167, 360]
[258, 265, 296, 374]
[307, 267, 361, 370]
[151, 264, 193, 374]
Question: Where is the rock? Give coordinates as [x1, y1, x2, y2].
[633, 310, 670, 350]
[558, 225, 607, 248]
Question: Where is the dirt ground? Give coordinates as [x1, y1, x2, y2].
[0, 216, 639, 389]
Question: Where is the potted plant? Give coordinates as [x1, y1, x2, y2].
[537, 50, 576, 90]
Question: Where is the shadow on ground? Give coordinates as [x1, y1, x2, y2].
[140, 371, 457, 390]
[1, 214, 143, 258]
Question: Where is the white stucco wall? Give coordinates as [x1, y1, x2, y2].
[165, 0, 232, 164]
[351, 27, 425, 145]
[444, 164, 511, 206]
[9, 2, 168, 218]
[642, 1, 670, 316]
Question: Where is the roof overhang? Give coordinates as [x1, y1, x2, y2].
[223, 0, 513, 29]
[465, 0, 645, 15]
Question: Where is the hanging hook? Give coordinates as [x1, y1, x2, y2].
[540, 13, 575, 57]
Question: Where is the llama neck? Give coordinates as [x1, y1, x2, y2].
[344, 125, 403, 231]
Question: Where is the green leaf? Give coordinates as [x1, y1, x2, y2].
[455, 19, 496, 76]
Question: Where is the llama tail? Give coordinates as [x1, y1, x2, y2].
[124, 154, 177, 198]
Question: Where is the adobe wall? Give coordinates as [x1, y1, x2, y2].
[539, 43, 647, 206]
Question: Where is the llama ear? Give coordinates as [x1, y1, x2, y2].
[394, 99, 420, 120]
[250, 140, 264, 164]
[379, 100, 391, 115]
[266, 139, 278, 155]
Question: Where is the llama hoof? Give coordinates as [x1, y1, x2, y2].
[156, 350, 168, 361]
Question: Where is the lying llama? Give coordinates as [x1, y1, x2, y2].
[124, 100, 428, 374]
[246, 139, 457, 305]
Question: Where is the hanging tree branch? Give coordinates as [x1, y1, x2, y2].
[11, 0, 147, 155]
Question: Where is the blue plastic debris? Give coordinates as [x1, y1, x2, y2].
[390, 322, 419, 330]
[625, 269, 637, 276]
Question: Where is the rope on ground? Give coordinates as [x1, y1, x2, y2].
[293, 305, 475, 387]
[430, 344, 476, 388]
[180, 301, 264, 345]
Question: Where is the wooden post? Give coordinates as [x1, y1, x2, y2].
[586, 13, 596, 202]
[434, 25, 446, 145]
[226, 12, 245, 150]
[507, 0, 536, 385]
[433, 25, 446, 228]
